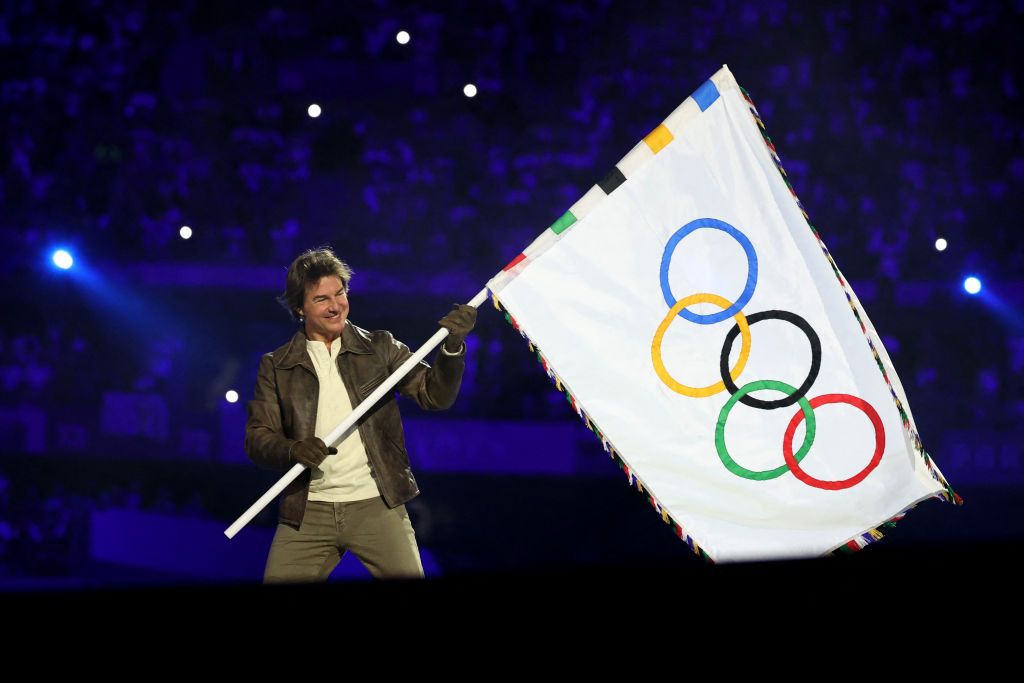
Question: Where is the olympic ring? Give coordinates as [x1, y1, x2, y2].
[782, 394, 885, 491]
[652, 293, 751, 398]
[651, 217, 886, 491]
[660, 217, 758, 324]
[715, 380, 816, 481]
[718, 310, 822, 410]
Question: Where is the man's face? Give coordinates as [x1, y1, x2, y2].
[300, 275, 349, 342]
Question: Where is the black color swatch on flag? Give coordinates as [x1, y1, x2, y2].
[598, 167, 627, 195]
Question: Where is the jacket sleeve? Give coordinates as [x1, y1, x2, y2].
[384, 331, 465, 411]
[244, 353, 296, 471]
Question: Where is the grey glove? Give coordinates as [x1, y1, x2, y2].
[438, 303, 477, 353]
[289, 437, 337, 469]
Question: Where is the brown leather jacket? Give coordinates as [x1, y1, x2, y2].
[244, 321, 465, 529]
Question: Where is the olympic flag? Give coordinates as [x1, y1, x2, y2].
[487, 65, 959, 562]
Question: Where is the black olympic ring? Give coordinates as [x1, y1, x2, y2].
[718, 310, 821, 410]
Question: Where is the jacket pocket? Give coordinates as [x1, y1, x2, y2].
[385, 434, 411, 467]
[357, 372, 389, 400]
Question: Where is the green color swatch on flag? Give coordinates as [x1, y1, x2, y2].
[549, 210, 577, 235]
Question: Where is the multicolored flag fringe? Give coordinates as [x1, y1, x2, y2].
[487, 65, 960, 563]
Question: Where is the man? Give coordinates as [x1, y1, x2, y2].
[245, 246, 476, 582]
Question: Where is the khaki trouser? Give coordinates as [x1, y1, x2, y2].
[263, 497, 424, 583]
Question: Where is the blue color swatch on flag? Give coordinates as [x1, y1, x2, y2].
[692, 80, 720, 111]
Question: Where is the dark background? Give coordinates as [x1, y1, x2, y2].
[1, 0, 1022, 588]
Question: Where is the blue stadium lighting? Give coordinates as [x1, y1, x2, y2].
[52, 249, 74, 270]
[963, 276, 982, 295]
[396, 30, 410, 45]
[934, 238, 947, 251]
[225, 390, 239, 404]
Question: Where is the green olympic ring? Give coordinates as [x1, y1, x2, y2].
[715, 379, 817, 481]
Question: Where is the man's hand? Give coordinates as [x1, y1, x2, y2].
[438, 303, 477, 353]
[289, 437, 337, 469]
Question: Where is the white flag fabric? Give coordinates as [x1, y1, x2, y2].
[487, 65, 958, 562]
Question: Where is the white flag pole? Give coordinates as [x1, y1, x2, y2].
[224, 287, 490, 539]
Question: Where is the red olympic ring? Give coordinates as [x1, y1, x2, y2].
[782, 394, 885, 491]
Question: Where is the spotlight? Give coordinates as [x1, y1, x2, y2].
[963, 276, 982, 295]
[396, 30, 410, 45]
[463, 83, 477, 98]
[308, 104, 322, 118]
[934, 238, 947, 251]
[52, 249, 74, 270]
[179, 225, 193, 240]
[225, 390, 239, 404]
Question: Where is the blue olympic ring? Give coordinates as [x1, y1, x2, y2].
[659, 217, 759, 325]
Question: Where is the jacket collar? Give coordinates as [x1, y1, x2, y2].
[274, 320, 373, 370]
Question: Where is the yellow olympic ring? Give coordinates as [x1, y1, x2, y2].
[652, 293, 751, 398]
